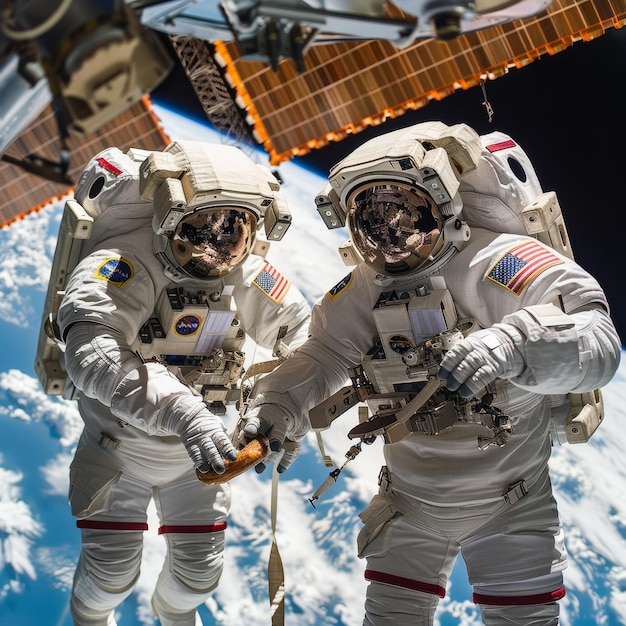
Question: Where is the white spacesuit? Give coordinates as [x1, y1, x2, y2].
[50, 141, 311, 626]
[241, 122, 621, 625]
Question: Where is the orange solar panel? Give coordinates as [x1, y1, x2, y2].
[205, 0, 626, 164]
[0, 97, 170, 228]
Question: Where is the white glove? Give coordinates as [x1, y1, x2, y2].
[162, 402, 237, 474]
[438, 324, 526, 398]
[241, 404, 301, 474]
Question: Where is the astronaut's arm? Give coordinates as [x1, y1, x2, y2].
[63, 322, 143, 406]
[439, 302, 621, 397]
[251, 336, 349, 432]
[237, 264, 312, 353]
[501, 304, 621, 393]
[64, 321, 188, 428]
[265, 286, 311, 356]
[64, 322, 236, 472]
[241, 335, 351, 472]
[280, 307, 311, 353]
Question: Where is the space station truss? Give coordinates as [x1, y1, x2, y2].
[169, 36, 256, 149]
[174, 0, 626, 165]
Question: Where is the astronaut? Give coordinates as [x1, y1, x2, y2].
[52, 141, 311, 626]
[241, 121, 621, 625]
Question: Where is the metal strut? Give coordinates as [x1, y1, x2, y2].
[308, 443, 362, 507]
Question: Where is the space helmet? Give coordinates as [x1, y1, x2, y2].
[139, 141, 291, 281]
[315, 121, 482, 276]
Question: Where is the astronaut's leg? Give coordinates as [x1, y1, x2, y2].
[462, 471, 567, 626]
[357, 493, 458, 626]
[151, 471, 231, 626]
[473, 572, 563, 625]
[363, 577, 444, 626]
[70, 534, 143, 626]
[69, 463, 152, 626]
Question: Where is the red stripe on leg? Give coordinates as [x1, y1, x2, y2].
[77, 520, 149, 531]
[158, 522, 227, 534]
[473, 587, 566, 606]
[365, 569, 446, 598]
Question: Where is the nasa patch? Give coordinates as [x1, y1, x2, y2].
[327, 273, 353, 300]
[175, 315, 202, 336]
[93, 258, 134, 286]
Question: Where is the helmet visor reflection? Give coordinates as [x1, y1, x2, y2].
[351, 184, 440, 265]
[171, 207, 257, 279]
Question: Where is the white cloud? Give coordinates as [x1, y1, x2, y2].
[0, 468, 42, 580]
[41, 452, 74, 496]
[549, 363, 626, 625]
[0, 203, 63, 325]
[0, 369, 82, 448]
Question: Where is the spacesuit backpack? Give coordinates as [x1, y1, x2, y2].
[34, 145, 154, 397]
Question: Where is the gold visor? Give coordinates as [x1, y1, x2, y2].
[171, 207, 257, 279]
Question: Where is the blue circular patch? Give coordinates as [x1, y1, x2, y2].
[175, 315, 201, 336]
[97, 258, 133, 284]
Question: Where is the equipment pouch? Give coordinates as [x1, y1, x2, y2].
[68, 443, 122, 518]
[357, 493, 403, 558]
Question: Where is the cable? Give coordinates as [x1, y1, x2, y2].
[1, 0, 74, 41]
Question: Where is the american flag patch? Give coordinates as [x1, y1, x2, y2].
[487, 241, 563, 294]
[253, 262, 289, 302]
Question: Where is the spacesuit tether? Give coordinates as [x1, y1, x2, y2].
[35, 141, 311, 626]
[241, 122, 621, 625]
